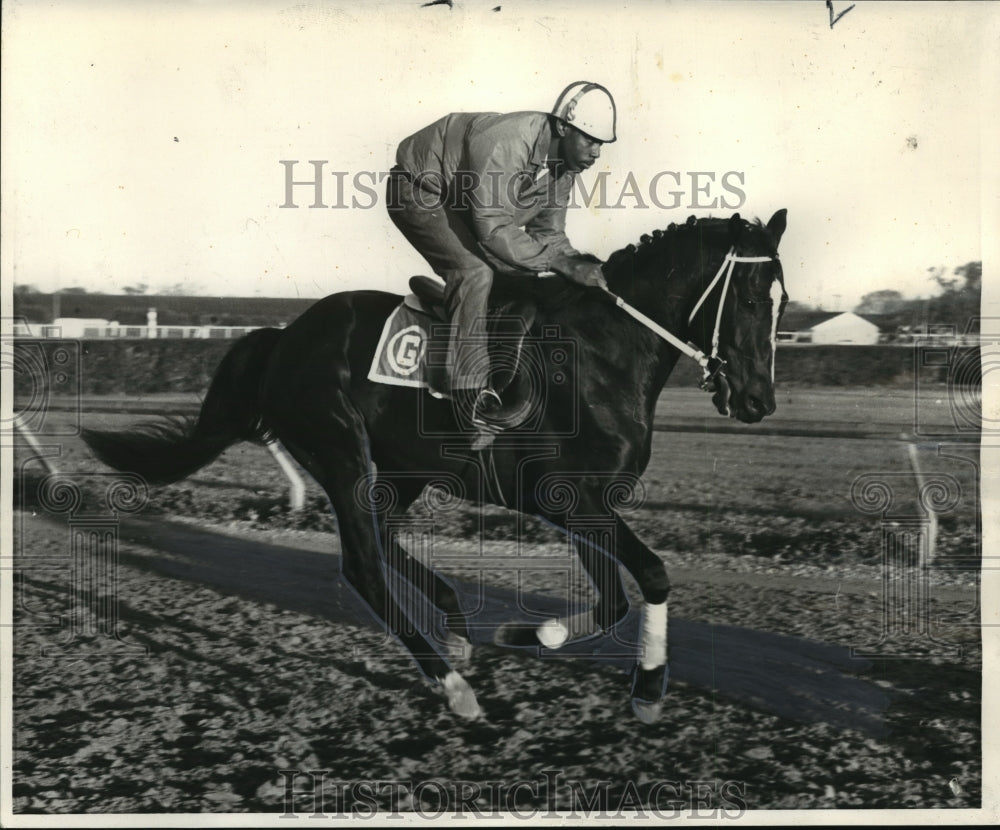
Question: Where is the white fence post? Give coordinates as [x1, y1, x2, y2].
[12, 413, 60, 476]
[906, 441, 938, 567]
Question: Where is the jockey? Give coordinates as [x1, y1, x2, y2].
[386, 82, 615, 442]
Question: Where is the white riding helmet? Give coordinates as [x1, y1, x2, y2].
[552, 81, 617, 143]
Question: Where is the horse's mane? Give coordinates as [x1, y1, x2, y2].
[491, 215, 776, 311]
[604, 215, 777, 277]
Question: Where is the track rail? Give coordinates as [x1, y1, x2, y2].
[23, 395, 980, 443]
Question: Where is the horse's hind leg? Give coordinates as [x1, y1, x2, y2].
[386, 545, 473, 661]
[274, 406, 481, 719]
[337, 464, 483, 717]
[380, 476, 472, 662]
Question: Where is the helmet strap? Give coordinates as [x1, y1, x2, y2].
[563, 82, 600, 123]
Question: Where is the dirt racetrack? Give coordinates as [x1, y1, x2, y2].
[9, 387, 983, 815]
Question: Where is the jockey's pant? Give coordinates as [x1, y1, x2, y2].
[387, 169, 491, 392]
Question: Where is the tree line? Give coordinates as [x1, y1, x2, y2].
[853, 261, 981, 334]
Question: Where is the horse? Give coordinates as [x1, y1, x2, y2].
[82, 209, 788, 723]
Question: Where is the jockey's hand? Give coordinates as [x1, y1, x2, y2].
[550, 254, 609, 291]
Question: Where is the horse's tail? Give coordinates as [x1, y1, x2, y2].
[82, 327, 283, 484]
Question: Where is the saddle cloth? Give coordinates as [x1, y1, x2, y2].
[367, 276, 536, 397]
[366, 299, 452, 395]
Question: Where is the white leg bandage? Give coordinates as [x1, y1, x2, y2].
[640, 601, 668, 670]
[536, 618, 570, 649]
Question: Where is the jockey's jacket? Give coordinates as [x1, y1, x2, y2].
[394, 111, 582, 272]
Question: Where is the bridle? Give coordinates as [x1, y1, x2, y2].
[607, 246, 778, 391]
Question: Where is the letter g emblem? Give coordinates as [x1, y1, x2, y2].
[387, 325, 427, 376]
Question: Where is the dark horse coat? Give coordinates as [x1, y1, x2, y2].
[84, 210, 788, 722]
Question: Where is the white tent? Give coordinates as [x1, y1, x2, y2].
[809, 313, 881, 345]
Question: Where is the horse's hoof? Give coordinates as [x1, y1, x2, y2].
[442, 671, 483, 720]
[631, 697, 663, 724]
[536, 618, 569, 649]
[445, 632, 473, 663]
[630, 664, 668, 723]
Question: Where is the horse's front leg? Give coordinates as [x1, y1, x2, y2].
[606, 512, 670, 724]
[492, 532, 625, 649]
[530, 494, 669, 722]
[576, 538, 631, 633]
[549, 513, 669, 723]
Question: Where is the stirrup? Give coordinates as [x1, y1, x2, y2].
[470, 389, 503, 449]
[471, 387, 530, 431]
[472, 388, 503, 422]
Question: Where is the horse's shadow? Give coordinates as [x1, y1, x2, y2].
[110, 515, 890, 735]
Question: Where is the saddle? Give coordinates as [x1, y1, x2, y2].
[403, 275, 449, 319]
[368, 274, 581, 443]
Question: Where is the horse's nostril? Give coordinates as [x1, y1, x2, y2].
[745, 395, 776, 418]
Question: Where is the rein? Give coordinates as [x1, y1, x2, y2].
[607, 247, 775, 389]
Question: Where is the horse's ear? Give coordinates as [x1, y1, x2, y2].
[766, 209, 787, 247]
[728, 212, 744, 242]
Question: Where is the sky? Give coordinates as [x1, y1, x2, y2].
[1, 0, 997, 312]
